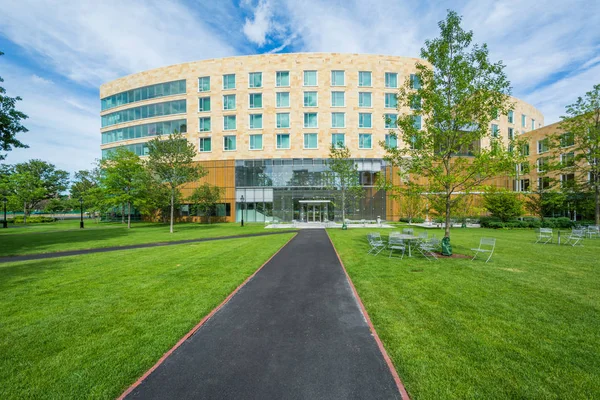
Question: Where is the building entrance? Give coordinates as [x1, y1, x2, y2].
[299, 200, 332, 223]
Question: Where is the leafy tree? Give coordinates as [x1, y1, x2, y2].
[44, 197, 68, 218]
[482, 187, 524, 222]
[553, 83, 600, 224]
[383, 10, 520, 243]
[189, 183, 222, 224]
[70, 164, 104, 221]
[147, 131, 206, 233]
[327, 144, 364, 225]
[5, 159, 69, 223]
[100, 147, 147, 228]
[525, 178, 565, 221]
[135, 173, 173, 223]
[0, 51, 29, 159]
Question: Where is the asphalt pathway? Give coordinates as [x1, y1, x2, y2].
[125, 229, 401, 400]
[0, 231, 296, 264]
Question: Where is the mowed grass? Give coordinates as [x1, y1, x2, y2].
[328, 227, 600, 399]
[0, 222, 275, 256]
[0, 233, 294, 399]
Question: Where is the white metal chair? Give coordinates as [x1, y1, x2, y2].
[586, 225, 599, 239]
[471, 238, 496, 263]
[402, 228, 414, 235]
[418, 231, 428, 241]
[367, 233, 386, 255]
[535, 228, 553, 244]
[417, 237, 439, 261]
[565, 229, 585, 246]
[388, 236, 406, 259]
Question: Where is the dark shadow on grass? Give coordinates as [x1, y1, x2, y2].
[0, 258, 70, 290]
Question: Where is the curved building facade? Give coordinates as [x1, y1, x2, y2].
[100, 53, 544, 222]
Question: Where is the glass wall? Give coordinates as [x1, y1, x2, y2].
[101, 119, 187, 144]
[102, 142, 149, 158]
[101, 80, 186, 111]
[101, 100, 186, 127]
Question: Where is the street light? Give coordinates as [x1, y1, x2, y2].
[240, 195, 245, 227]
[79, 197, 84, 229]
[2, 197, 7, 229]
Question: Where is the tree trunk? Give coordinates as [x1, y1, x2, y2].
[127, 201, 131, 229]
[121, 204, 125, 224]
[170, 189, 174, 234]
[444, 194, 451, 238]
[341, 189, 346, 223]
[595, 182, 599, 226]
[23, 202, 27, 225]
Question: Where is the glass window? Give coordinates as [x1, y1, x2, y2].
[385, 72, 398, 88]
[531, 119, 535, 130]
[560, 132, 575, 147]
[385, 134, 398, 148]
[304, 133, 318, 149]
[198, 97, 210, 112]
[359, 113, 372, 128]
[276, 92, 290, 108]
[359, 92, 372, 108]
[276, 133, 290, 149]
[198, 76, 210, 92]
[331, 112, 345, 128]
[199, 137, 211, 152]
[304, 113, 318, 128]
[101, 80, 186, 111]
[223, 74, 236, 90]
[223, 135, 236, 151]
[224, 115, 236, 131]
[358, 71, 372, 87]
[101, 100, 186, 127]
[413, 115, 422, 130]
[385, 93, 397, 108]
[508, 110, 514, 123]
[223, 94, 236, 110]
[385, 114, 397, 129]
[522, 143, 530, 156]
[199, 117, 211, 132]
[331, 91, 345, 107]
[538, 139, 549, 153]
[537, 157, 547, 172]
[331, 70, 345, 86]
[304, 92, 318, 107]
[276, 113, 290, 128]
[508, 127, 514, 139]
[492, 124, 499, 137]
[359, 133, 372, 149]
[250, 134, 263, 150]
[249, 93, 262, 108]
[249, 72, 262, 88]
[276, 71, 290, 87]
[249, 114, 263, 129]
[304, 70, 317, 86]
[561, 152, 575, 167]
[410, 95, 421, 110]
[410, 74, 421, 89]
[332, 133, 345, 148]
[522, 114, 527, 128]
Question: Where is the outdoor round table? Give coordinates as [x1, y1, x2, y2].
[390, 233, 420, 257]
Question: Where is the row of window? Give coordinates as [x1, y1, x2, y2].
[101, 80, 186, 111]
[197, 114, 420, 131]
[197, 133, 397, 152]
[198, 71, 420, 91]
[515, 175, 577, 192]
[101, 100, 186, 127]
[197, 91, 406, 111]
[101, 119, 187, 144]
[506, 110, 539, 130]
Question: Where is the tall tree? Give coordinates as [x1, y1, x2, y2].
[147, 131, 206, 233]
[0, 51, 29, 159]
[554, 83, 600, 224]
[6, 160, 69, 223]
[189, 183, 222, 224]
[327, 144, 364, 227]
[383, 10, 520, 245]
[100, 147, 146, 229]
[70, 164, 105, 221]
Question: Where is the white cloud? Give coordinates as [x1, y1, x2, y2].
[0, 0, 238, 87]
[243, 0, 273, 47]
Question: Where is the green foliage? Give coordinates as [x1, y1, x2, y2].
[189, 183, 222, 223]
[525, 186, 566, 221]
[482, 187, 524, 222]
[383, 11, 521, 239]
[10, 216, 57, 224]
[479, 216, 574, 229]
[147, 131, 207, 233]
[0, 51, 29, 160]
[70, 165, 104, 215]
[327, 144, 364, 222]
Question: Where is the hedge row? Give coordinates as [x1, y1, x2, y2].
[480, 217, 576, 229]
[9, 216, 57, 224]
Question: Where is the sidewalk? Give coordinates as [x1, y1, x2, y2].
[124, 230, 402, 399]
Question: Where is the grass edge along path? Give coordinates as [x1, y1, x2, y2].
[0, 233, 296, 399]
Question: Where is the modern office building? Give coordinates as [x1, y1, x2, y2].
[99, 53, 544, 222]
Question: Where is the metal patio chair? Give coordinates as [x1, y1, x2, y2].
[388, 236, 407, 259]
[417, 237, 440, 261]
[535, 228, 553, 244]
[367, 233, 386, 256]
[471, 237, 496, 263]
[564, 229, 585, 246]
[402, 228, 414, 235]
[586, 225, 599, 239]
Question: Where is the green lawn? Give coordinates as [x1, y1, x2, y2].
[328, 227, 600, 399]
[0, 233, 294, 399]
[0, 222, 274, 256]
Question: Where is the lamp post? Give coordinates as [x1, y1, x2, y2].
[79, 197, 84, 229]
[240, 195, 245, 227]
[2, 197, 7, 229]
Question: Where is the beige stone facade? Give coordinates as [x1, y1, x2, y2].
[99, 53, 544, 160]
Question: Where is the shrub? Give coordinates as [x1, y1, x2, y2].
[10, 216, 57, 224]
[482, 187, 524, 222]
[399, 217, 426, 223]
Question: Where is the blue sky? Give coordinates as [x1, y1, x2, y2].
[0, 0, 599, 172]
